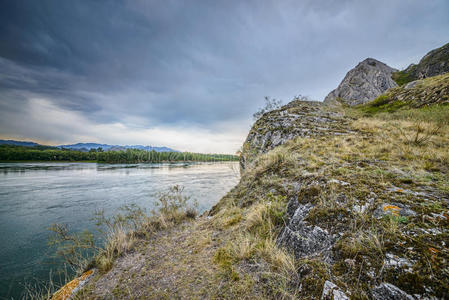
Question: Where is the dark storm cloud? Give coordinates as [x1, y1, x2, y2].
[0, 0, 448, 151]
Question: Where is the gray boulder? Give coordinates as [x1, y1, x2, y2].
[324, 58, 398, 106]
[372, 283, 415, 300]
[278, 202, 333, 258]
[321, 281, 349, 300]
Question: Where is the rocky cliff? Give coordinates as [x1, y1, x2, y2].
[324, 58, 398, 106]
[393, 42, 449, 86]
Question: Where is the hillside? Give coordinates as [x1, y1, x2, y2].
[0, 139, 40, 147]
[393, 43, 449, 86]
[61, 74, 449, 300]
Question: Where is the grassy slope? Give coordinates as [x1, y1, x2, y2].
[74, 78, 448, 299]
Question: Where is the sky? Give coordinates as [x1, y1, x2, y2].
[0, 0, 448, 153]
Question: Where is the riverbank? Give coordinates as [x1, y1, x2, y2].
[59, 99, 448, 299]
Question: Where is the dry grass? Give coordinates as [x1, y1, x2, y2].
[31, 185, 198, 299]
[209, 101, 448, 298]
[35, 99, 449, 299]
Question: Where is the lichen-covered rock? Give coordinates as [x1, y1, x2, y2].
[374, 203, 417, 218]
[324, 58, 398, 106]
[372, 282, 415, 300]
[321, 281, 349, 300]
[240, 101, 351, 169]
[278, 202, 333, 258]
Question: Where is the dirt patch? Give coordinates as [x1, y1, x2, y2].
[79, 219, 225, 299]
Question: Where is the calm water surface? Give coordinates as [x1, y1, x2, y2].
[0, 162, 239, 299]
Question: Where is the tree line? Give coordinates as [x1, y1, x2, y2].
[0, 145, 238, 163]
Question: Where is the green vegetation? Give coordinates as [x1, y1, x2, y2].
[0, 144, 98, 162]
[0, 144, 238, 163]
[96, 149, 238, 163]
[392, 68, 416, 86]
[348, 73, 449, 124]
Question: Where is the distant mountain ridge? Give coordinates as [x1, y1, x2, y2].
[0, 140, 177, 152]
[0, 140, 40, 147]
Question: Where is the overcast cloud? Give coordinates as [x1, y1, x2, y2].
[0, 0, 448, 153]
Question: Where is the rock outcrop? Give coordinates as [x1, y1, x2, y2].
[395, 42, 449, 84]
[278, 202, 333, 258]
[371, 283, 415, 300]
[235, 87, 449, 298]
[324, 58, 398, 106]
[240, 101, 352, 170]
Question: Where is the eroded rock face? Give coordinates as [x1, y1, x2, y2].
[372, 282, 415, 300]
[240, 101, 351, 169]
[324, 58, 398, 106]
[278, 201, 333, 259]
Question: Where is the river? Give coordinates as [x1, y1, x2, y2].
[0, 162, 240, 299]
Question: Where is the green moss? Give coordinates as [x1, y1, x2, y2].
[297, 259, 330, 299]
[306, 206, 350, 228]
[297, 185, 322, 204]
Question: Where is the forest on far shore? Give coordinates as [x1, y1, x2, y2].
[0, 144, 238, 163]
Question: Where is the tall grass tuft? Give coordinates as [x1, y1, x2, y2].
[29, 185, 197, 299]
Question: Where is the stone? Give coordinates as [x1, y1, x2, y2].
[51, 269, 96, 300]
[384, 253, 413, 270]
[373, 203, 417, 218]
[404, 80, 421, 89]
[324, 58, 398, 106]
[278, 203, 333, 258]
[321, 280, 349, 300]
[372, 282, 415, 300]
